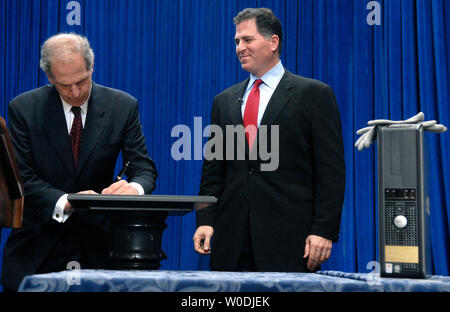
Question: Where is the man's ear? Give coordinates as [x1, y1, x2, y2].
[271, 35, 280, 53]
[46, 73, 54, 84]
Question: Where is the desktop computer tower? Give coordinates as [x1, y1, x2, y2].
[377, 125, 432, 278]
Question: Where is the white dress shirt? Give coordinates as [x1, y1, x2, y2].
[52, 96, 144, 223]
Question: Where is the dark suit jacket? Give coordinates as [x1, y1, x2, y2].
[1, 83, 157, 290]
[198, 70, 345, 272]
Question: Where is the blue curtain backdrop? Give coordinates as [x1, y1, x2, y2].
[0, 0, 448, 289]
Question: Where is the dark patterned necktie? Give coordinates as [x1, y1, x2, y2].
[243, 79, 263, 150]
[70, 106, 83, 167]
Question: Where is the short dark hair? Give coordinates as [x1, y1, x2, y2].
[233, 8, 283, 55]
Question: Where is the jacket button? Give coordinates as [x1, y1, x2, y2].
[249, 168, 255, 175]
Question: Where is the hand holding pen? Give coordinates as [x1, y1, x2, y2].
[115, 161, 130, 182]
[102, 161, 138, 195]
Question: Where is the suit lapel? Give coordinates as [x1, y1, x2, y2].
[260, 71, 293, 127]
[229, 79, 250, 153]
[43, 87, 76, 176]
[229, 78, 249, 126]
[258, 71, 293, 145]
[76, 83, 106, 174]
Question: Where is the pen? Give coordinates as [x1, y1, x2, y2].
[115, 161, 130, 182]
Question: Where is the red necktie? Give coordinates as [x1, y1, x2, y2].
[243, 79, 263, 150]
[70, 106, 83, 167]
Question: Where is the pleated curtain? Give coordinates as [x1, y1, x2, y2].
[0, 1, 448, 287]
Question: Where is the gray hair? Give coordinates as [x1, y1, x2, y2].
[40, 33, 94, 77]
[233, 8, 283, 55]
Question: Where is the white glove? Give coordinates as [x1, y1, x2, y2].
[355, 112, 447, 151]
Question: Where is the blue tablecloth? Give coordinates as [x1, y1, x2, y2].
[17, 270, 450, 292]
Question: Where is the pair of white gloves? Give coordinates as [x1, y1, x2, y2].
[355, 112, 447, 151]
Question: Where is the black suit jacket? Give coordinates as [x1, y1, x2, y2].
[198, 70, 345, 272]
[1, 83, 157, 290]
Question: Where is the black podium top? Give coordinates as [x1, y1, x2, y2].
[67, 194, 217, 216]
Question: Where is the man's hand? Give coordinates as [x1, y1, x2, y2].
[63, 190, 97, 213]
[193, 225, 214, 254]
[303, 234, 332, 271]
[101, 180, 139, 195]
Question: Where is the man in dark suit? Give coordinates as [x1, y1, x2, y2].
[193, 8, 345, 272]
[1, 33, 157, 291]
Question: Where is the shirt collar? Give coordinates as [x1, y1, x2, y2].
[61, 99, 88, 114]
[60, 84, 92, 114]
[246, 60, 285, 91]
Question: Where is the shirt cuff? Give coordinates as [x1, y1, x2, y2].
[52, 194, 72, 223]
[128, 182, 145, 195]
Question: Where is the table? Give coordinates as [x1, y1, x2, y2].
[17, 270, 450, 292]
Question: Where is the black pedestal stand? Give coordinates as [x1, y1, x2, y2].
[108, 211, 168, 270]
[68, 194, 216, 270]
